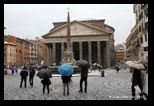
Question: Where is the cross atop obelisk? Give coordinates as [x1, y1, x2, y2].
[60, 8, 76, 66]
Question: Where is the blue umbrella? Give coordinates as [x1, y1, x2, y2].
[58, 64, 74, 76]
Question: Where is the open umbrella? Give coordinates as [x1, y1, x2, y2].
[96, 64, 103, 68]
[76, 60, 90, 68]
[139, 59, 148, 64]
[58, 64, 74, 76]
[125, 61, 145, 70]
[36, 68, 52, 79]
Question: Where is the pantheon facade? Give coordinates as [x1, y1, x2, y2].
[42, 19, 115, 68]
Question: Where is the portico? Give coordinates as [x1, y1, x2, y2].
[42, 19, 115, 68]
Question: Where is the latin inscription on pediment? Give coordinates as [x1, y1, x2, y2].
[44, 35, 109, 43]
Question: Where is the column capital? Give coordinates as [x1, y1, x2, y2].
[88, 41, 91, 46]
[97, 41, 100, 45]
[79, 41, 82, 45]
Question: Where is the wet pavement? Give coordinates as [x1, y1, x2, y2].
[4, 68, 148, 100]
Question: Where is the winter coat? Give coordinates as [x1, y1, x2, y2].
[81, 68, 88, 77]
[20, 70, 28, 79]
[132, 68, 142, 86]
[41, 78, 51, 85]
[29, 68, 35, 77]
[61, 75, 71, 83]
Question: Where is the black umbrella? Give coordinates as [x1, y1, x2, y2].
[36, 69, 52, 79]
[76, 60, 90, 68]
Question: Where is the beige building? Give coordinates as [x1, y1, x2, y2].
[42, 19, 115, 68]
[126, 4, 148, 62]
[4, 42, 16, 67]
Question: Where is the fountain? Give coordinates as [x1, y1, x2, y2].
[49, 8, 81, 74]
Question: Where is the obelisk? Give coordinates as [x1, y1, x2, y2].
[60, 8, 76, 66]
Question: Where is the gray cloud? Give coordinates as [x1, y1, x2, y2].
[4, 4, 135, 45]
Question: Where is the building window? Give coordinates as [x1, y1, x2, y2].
[145, 34, 147, 41]
[144, 46, 148, 51]
[139, 25, 141, 33]
[139, 12, 143, 22]
[145, 8, 148, 17]
[140, 36, 143, 44]
[145, 22, 148, 30]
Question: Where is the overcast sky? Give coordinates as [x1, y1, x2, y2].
[4, 4, 136, 45]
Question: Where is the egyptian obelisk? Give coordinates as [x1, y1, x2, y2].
[60, 8, 76, 66]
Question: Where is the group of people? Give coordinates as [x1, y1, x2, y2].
[18, 64, 89, 96]
[116, 61, 148, 100]
[61, 67, 89, 95]
[19, 64, 36, 88]
[43, 66, 89, 96]
[10, 62, 148, 100]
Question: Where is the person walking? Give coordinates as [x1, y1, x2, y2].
[61, 75, 72, 95]
[10, 65, 16, 76]
[131, 68, 143, 100]
[28, 65, 35, 87]
[79, 67, 88, 93]
[40, 65, 52, 94]
[20, 66, 28, 88]
[41, 78, 51, 94]
[115, 63, 120, 73]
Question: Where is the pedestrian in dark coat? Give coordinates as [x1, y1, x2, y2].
[115, 63, 120, 73]
[131, 68, 143, 100]
[41, 64, 51, 94]
[41, 78, 51, 94]
[79, 67, 88, 93]
[20, 66, 28, 88]
[61, 75, 72, 95]
[28, 65, 35, 87]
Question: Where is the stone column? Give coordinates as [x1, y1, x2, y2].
[88, 41, 92, 63]
[106, 41, 110, 68]
[49, 47, 53, 65]
[79, 42, 83, 60]
[47, 45, 49, 66]
[97, 41, 101, 64]
[61, 42, 64, 60]
[53, 43, 56, 64]
[49, 47, 51, 65]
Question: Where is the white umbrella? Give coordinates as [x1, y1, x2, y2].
[125, 61, 145, 70]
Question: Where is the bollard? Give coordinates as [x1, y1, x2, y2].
[101, 69, 105, 77]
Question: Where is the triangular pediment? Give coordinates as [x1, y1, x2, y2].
[42, 20, 109, 38]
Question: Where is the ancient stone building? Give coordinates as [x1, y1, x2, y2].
[42, 19, 115, 68]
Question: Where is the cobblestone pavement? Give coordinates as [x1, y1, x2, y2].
[4, 68, 148, 100]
